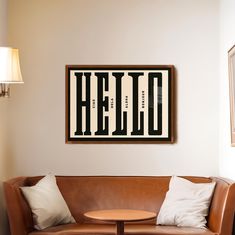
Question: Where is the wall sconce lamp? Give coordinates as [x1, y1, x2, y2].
[0, 47, 23, 97]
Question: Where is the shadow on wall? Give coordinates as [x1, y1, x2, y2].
[0, 182, 10, 235]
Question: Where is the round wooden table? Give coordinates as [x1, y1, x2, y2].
[84, 209, 156, 235]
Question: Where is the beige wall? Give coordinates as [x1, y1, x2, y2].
[0, 1, 220, 234]
[0, 0, 10, 234]
[219, 0, 235, 179]
[0, 0, 8, 178]
[6, 0, 220, 179]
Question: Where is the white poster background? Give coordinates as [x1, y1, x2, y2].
[70, 70, 169, 138]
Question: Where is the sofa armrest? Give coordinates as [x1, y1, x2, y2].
[207, 177, 235, 235]
[4, 177, 34, 235]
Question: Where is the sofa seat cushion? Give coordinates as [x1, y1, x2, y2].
[29, 223, 216, 235]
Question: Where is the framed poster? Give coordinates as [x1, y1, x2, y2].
[65, 65, 175, 143]
[228, 45, 235, 146]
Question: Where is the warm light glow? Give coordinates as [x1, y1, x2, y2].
[0, 47, 23, 83]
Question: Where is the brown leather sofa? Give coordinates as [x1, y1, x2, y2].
[4, 176, 235, 235]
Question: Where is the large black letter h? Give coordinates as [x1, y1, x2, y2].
[74, 72, 91, 135]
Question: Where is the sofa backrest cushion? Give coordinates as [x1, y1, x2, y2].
[26, 176, 212, 224]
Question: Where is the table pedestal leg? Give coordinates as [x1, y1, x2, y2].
[116, 221, 124, 235]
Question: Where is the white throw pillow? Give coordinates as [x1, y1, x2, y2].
[157, 176, 216, 228]
[21, 174, 75, 230]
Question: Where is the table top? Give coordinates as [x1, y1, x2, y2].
[84, 209, 156, 222]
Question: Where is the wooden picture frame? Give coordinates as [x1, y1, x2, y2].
[229, 45, 235, 146]
[65, 65, 175, 144]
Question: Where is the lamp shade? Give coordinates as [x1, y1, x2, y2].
[0, 47, 23, 83]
